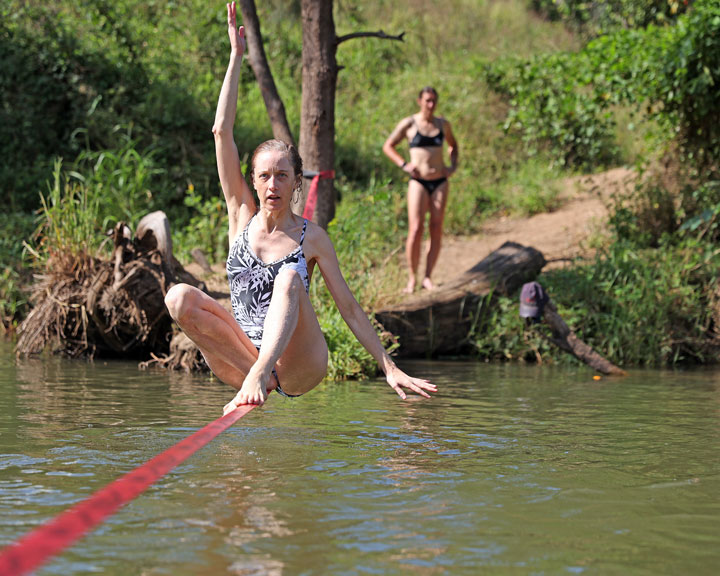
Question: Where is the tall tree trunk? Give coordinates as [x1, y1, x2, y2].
[237, 0, 295, 145]
[296, 0, 338, 228]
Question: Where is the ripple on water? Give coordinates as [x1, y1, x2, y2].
[1, 351, 720, 574]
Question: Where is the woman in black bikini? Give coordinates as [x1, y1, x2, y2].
[383, 87, 459, 293]
[165, 3, 436, 411]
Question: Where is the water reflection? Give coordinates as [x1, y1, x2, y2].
[1, 345, 720, 574]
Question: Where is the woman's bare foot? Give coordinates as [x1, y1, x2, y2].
[403, 277, 416, 294]
[421, 276, 434, 290]
[223, 366, 270, 413]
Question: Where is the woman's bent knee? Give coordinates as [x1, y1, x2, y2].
[165, 283, 200, 322]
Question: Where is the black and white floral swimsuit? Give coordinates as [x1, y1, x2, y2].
[226, 214, 310, 347]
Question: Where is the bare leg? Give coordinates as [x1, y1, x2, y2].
[165, 284, 259, 388]
[405, 181, 429, 294]
[423, 181, 449, 290]
[226, 269, 328, 410]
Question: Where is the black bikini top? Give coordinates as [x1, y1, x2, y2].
[409, 118, 444, 148]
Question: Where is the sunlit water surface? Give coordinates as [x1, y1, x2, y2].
[1, 342, 719, 575]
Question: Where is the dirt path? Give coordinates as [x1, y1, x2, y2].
[429, 167, 633, 285]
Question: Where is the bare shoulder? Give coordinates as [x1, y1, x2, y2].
[303, 219, 335, 256]
[400, 115, 416, 131]
[394, 115, 415, 134]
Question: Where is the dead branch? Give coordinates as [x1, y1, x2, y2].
[540, 300, 626, 376]
[336, 30, 405, 45]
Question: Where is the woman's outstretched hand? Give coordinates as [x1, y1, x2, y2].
[385, 366, 437, 399]
[227, 2, 246, 56]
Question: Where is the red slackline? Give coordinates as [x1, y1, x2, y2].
[302, 170, 335, 221]
[0, 403, 258, 576]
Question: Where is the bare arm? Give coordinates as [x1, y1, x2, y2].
[443, 119, 459, 175]
[309, 226, 437, 399]
[382, 117, 417, 177]
[212, 2, 256, 244]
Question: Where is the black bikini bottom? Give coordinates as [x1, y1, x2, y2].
[272, 367, 302, 398]
[411, 177, 447, 195]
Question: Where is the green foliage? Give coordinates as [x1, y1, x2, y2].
[471, 294, 554, 362]
[0, 0, 224, 212]
[543, 239, 718, 366]
[330, 175, 404, 285]
[608, 176, 679, 247]
[0, 212, 34, 330]
[610, 176, 720, 247]
[33, 159, 104, 263]
[678, 180, 720, 239]
[495, 159, 564, 216]
[580, 2, 720, 172]
[174, 184, 230, 265]
[69, 129, 165, 231]
[530, 0, 692, 36]
[472, 237, 719, 367]
[484, 53, 621, 170]
[486, 0, 720, 175]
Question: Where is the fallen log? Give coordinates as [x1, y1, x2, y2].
[374, 241, 546, 357]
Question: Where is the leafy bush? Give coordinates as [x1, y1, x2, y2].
[484, 52, 620, 170]
[69, 129, 165, 231]
[547, 239, 718, 365]
[487, 1, 720, 177]
[471, 293, 556, 363]
[472, 236, 719, 367]
[530, 0, 692, 35]
[0, 212, 34, 331]
[174, 184, 230, 265]
[0, 0, 223, 213]
[581, 1, 720, 172]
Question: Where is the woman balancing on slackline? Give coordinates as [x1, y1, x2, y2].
[165, 2, 436, 412]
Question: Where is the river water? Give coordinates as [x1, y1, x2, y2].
[0, 342, 719, 575]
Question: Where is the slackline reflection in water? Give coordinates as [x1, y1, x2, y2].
[0, 405, 258, 576]
[165, 2, 436, 411]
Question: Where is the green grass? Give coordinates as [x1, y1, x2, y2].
[332, 0, 580, 236]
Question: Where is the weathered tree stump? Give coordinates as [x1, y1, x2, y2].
[375, 241, 546, 357]
[16, 211, 203, 360]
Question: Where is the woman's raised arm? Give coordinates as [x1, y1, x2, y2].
[212, 2, 256, 243]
